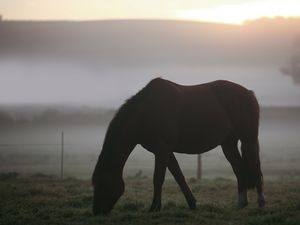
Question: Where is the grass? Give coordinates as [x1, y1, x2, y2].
[0, 173, 300, 225]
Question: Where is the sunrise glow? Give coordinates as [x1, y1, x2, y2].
[0, 0, 299, 24]
[176, 0, 300, 24]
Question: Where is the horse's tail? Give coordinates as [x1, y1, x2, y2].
[241, 90, 263, 189]
[241, 139, 263, 189]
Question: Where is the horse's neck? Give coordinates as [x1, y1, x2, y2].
[100, 136, 136, 177]
[100, 109, 139, 176]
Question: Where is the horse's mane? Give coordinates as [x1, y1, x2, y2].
[102, 79, 157, 150]
[93, 80, 155, 183]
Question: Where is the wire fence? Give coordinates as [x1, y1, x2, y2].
[1, 121, 299, 180]
[0, 131, 203, 180]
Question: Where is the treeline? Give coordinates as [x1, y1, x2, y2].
[0, 112, 15, 125]
[1, 18, 299, 67]
[0, 109, 115, 126]
[1, 106, 300, 127]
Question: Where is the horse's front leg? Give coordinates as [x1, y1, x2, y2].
[168, 153, 196, 209]
[149, 145, 171, 212]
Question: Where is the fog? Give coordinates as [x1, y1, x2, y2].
[1, 19, 300, 107]
[0, 107, 299, 179]
[1, 60, 300, 107]
[0, 18, 300, 179]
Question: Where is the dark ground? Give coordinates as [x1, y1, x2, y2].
[0, 173, 299, 225]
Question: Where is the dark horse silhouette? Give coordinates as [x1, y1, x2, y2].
[92, 78, 265, 214]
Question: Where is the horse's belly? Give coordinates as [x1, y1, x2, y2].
[175, 136, 223, 154]
[175, 119, 232, 154]
[174, 143, 219, 154]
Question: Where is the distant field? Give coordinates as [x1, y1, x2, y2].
[0, 174, 299, 225]
[0, 107, 299, 180]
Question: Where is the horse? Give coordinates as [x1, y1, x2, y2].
[92, 78, 265, 215]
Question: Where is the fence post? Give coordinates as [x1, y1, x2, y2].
[61, 131, 64, 180]
[197, 154, 202, 179]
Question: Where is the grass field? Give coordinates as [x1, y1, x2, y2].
[1, 173, 299, 225]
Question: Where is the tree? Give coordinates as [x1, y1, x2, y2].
[280, 36, 300, 84]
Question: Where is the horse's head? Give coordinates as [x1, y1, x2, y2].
[92, 166, 125, 215]
[92, 125, 135, 215]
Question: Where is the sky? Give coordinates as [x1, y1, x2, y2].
[0, 0, 300, 24]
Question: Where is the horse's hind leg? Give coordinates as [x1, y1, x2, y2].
[168, 153, 196, 209]
[221, 140, 248, 208]
[241, 139, 265, 208]
[255, 172, 265, 208]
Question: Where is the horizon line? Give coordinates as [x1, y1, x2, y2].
[1, 16, 299, 26]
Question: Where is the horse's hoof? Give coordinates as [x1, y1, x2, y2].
[258, 199, 266, 208]
[257, 193, 265, 208]
[148, 204, 161, 212]
[238, 201, 248, 209]
[238, 193, 248, 209]
[188, 200, 197, 210]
